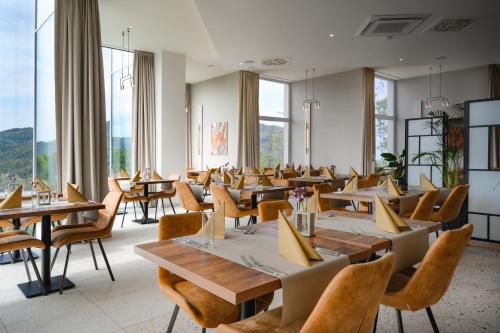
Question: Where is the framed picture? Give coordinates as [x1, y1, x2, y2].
[210, 121, 228, 155]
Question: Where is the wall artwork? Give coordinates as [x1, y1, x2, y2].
[210, 121, 228, 155]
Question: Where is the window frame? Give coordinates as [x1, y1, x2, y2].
[374, 74, 396, 162]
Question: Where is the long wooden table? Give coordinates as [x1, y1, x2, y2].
[135, 213, 439, 318]
[0, 201, 104, 297]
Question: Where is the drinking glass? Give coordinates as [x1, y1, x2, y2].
[201, 212, 215, 249]
[31, 188, 38, 208]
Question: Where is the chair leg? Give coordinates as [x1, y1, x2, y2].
[201, 328, 206, 333]
[133, 202, 138, 220]
[166, 304, 179, 333]
[163, 198, 167, 214]
[51, 247, 60, 271]
[27, 248, 46, 296]
[21, 249, 32, 282]
[435, 230, 439, 238]
[396, 309, 404, 333]
[426, 307, 440, 333]
[155, 200, 159, 221]
[97, 238, 115, 281]
[59, 243, 72, 294]
[121, 202, 128, 228]
[235, 217, 240, 228]
[89, 240, 99, 270]
[372, 308, 378, 333]
[32, 223, 37, 237]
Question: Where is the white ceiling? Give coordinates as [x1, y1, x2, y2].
[100, 0, 500, 83]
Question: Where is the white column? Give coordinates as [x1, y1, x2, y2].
[155, 50, 186, 178]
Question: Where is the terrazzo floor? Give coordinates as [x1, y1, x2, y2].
[1, 203, 499, 333]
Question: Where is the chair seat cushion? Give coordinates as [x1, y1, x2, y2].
[51, 226, 107, 248]
[52, 222, 97, 233]
[0, 230, 46, 252]
[0, 219, 14, 229]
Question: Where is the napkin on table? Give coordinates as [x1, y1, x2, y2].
[0, 185, 22, 209]
[67, 183, 88, 203]
[420, 173, 438, 191]
[343, 176, 358, 193]
[374, 194, 411, 233]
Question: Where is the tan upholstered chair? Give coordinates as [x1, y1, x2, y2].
[400, 190, 441, 221]
[378, 224, 473, 333]
[175, 181, 214, 213]
[108, 177, 148, 228]
[151, 174, 181, 218]
[210, 184, 257, 227]
[0, 219, 13, 230]
[312, 183, 351, 212]
[0, 230, 46, 294]
[217, 252, 396, 333]
[431, 185, 469, 230]
[50, 191, 123, 293]
[358, 173, 380, 188]
[258, 200, 293, 223]
[158, 213, 273, 333]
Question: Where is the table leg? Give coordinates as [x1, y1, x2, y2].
[250, 194, 257, 224]
[17, 214, 75, 298]
[132, 184, 157, 224]
[240, 299, 256, 320]
[368, 202, 373, 215]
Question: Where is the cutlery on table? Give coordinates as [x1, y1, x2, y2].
[313, 246, 340, 256]
[248, 255, 286, 275]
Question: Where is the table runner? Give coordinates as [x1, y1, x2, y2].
[185, 228, 349, 326]
[316, 215, 428, 273]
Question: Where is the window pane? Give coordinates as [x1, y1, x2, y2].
[259, 79, 287, 118]
[36, 0, 54, 28]
[375, 77, 394, 116]
[375, 119, 394, 163]
[35, 15, 56, 187]
[0, 0, 35, 190]
[259, 120, 286, 168]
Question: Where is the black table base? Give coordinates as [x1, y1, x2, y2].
[0, 249, 39, 265]
[17, 275, 75, 298]
[240, 299, 256, 319]
[132, 217, 158, 224]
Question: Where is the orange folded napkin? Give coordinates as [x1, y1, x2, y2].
[323, 167, 335, 179]
[343, 175, 358, 193]
[67, 183, 88, 203]
[387, 176, 404, 197]
[152, 170, 163, 180]
[233, 176, 245, 189]
[223, 172, 232, 185]
[252, 167, 261, 175]
[420, 173, 438, 191]
[0, 185, 22, 210]
[119, 168, 129, 178]
[261, 174, 273, 187]
[374, 194, 411, 233]
[197, 202, 226, 239]
[278, 211, 322, 267]
[130, 170, 141, 183]
[349, 167, 359, 177]
[306, 190, 319, 213]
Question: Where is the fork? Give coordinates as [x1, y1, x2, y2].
[248, 255, 286, 276]
[240, 254, 278, 276]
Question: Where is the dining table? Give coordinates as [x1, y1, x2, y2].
[0, 200, 105, 297]
[240, 185, 294, 223]
[132, 178, 176, 224]
[288, 175, 349, 190]
[135, 211, 439, 319]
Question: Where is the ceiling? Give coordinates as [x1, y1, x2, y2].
[100, 0, 500, 83]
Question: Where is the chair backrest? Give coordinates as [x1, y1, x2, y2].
[258, 200, 293, 223]
[107, 177, 123, 193]
[96, 191, 123, 234]
[210, 184, 241, 216]
[432, 184, 469, 222]
[358, 173, 380, 189]
[168, 174, 181, 181]
[390, 224, 472, 311]
[301, 253, 396, 333]
[312, 183, 334, 212]
[175, 181, 202, 211]
[410, 190, 440, 221]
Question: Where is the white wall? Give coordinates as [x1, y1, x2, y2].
[190, 72, 240, 169]
[395, 66, 489, 152]
[290, 69, 363, 174]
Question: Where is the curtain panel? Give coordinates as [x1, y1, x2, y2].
[55, 0, 108, 202]
[132, 51, 156, 172]
[237, 71, 260, 168]
[361, 67, 375, 175]
[185, 83, 192, 168]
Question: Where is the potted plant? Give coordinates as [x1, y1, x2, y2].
[378, 149, 407, 187]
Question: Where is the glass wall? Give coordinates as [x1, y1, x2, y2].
[374, 76, 395, 164]
[0, 0, 35, 190]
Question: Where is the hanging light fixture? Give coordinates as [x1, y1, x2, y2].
[120, 26, 135, 90]
[302, 68, 321, 111]
[424, 64, 450, 109]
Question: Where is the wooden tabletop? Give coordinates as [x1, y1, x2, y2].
[136, 179, 176, 185]
[0, 201, 105, 219]
[321, 187, 426, 203]
[241, 186, 294, 195]
[288, 175, 349, 183]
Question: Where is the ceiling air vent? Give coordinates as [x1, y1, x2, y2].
[423, 17, 477, 32]
[261, 57, 290, 66]
[357, 14, 430, 37]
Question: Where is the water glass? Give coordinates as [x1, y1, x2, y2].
[201, 212, 215, 249]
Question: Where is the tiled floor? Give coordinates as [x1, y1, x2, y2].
[1, 203, 499, 333]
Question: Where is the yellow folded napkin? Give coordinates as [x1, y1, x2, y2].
[67, 183, 88, 203]
[379, 177, 387, 188]
[34, 176, 51, 192]
[343, 176, 358, 193]
[261, 174, 273, 187]
[223, 172, 232, 185]
[420, 173, 438, 191]
[306, 190, 319, 213]
[349, 167, 359, 177]
[0, 185, 22, 209]
[197, 202, 226, 239]
[233, 176, 245, 189]
[130, 170, 141, 183]
[324, 167, 335, 179]
[236, 168, 243, 176]
[387, 176, 404, 197]
[301, 169, 312, 178]
[278, 211, 322, 267]
[209, 168, 219, 174]
[202, 173, 211, 186]
[374, 194, 411, 233]
[152, 170, 163, 180]
[252, 167, 260, 175]
[119, 168, 129, 178]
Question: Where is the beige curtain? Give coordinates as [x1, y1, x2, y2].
[237, 71, 260, 168]
[185, 83, 192, 168]
[361, 67, 375, 175]
[132, 51, 156, 172]
[55, 0, 108, 202]
[489, 64, 500, 98]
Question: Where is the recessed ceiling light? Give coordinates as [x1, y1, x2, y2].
[329, 33, 335, 38]
[399, 58, 404, 62]
[239, 62, 244, 65]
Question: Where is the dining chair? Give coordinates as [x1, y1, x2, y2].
[158, 213, 274, 333]
[210, 184, 257, 227]
[312, 183, 351, 212]
[0, 219, 13, 230]
[108, 177, 148, 228]
[376, 224, 473, 333]
[258, 200, 293, 223]
[152, 174, 181, 219]
[431, 185, 469, 231]
[50, 191, 123, 293]
[175, 181, 214, 213]
[216, 252, 396, 333]
[0, 230, 47, 295]
[358, 173, 380, 188]
[399, 190, 440, 222]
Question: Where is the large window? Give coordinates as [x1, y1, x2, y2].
[374, 76, 395, 164]
[259, 79, 289, 168]
[0, 0, 35, 190]
[102, 47, 134, 175]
